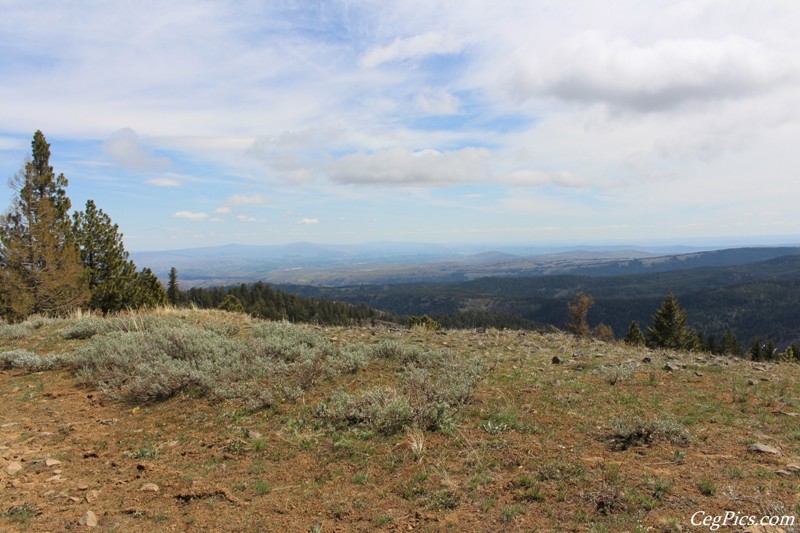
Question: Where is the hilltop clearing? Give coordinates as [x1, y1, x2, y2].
[2, 309, 799, 531]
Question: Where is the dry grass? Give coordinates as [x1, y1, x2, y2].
[1, 309, 799, 531]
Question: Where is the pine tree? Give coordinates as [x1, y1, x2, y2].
[72, 200, 137, 313]
[646, 292, 695, 351]
[0, 131, 88, 318]
[128, 268, 167, 308]
[719, 329, 740, 357]
[567, 292, 594, 337]
[167, 267, 180, 306]
[624, 320, 646, 346]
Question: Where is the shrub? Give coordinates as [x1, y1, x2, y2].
[606, 415, 690, 450]
[60, 317, 106, 339]
[0, 323, 32, 340]
[406, 315, 442, 330]
[0, 350, 67, 371]
[323, 387, 415, 435]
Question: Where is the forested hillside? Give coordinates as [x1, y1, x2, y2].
[275, 254, 800, 348]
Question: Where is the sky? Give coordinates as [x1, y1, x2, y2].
[1, 0, 799, 251]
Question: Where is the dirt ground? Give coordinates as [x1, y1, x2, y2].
[2, 325, 800, 532]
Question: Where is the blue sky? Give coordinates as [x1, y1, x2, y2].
[1, 0, 799, 251]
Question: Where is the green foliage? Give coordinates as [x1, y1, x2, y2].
[185, 281, 383, 326]
[219, 294, 245, 313]
[623, 320, 646, 346]
[406, 314, 442, 330]
[0, 131, 89, 319]
[646, 293, 698, 351]
[167, 267, 180, 306]
[127, 268, 168, 308]
[72, 200, 138, 313]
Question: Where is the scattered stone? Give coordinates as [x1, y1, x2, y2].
[140, 482, 160, 492]
[773, 410, 798, 417]
[551, 355, 562, 364]
[45, 458, 62, 467]
[77, 484, 89, 491]
[47, 474, 64, 483]
[775, 470, 792, 477]
[79, 510, 98, 528]
[246, 429, 262, 439]
[748, 443, 781, 456]
[5, 461, 22, 476]
[641, 356, 652, 363]
[695, 371, 704, 377]
[785, 463, 800, 473]
[663, 363, 674, 372]
[69, 496, 81, 503]
[747, 379, 756, 386]
[85, 490, 100, 503]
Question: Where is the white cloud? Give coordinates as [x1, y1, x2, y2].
[145, 177, 181, 187]
[104, 128, 171, 170]
[226, 193, 267, 206]
[214, 206, 231, 214]
[298, 218, 319, 225]
[415, 88, 461, 115]
[173, 211, 209, 221]
[360, 31, 464, 68]
[236, 215, 257, 222]
[512, 33, 792, 112]
[329, 147, 490, 186]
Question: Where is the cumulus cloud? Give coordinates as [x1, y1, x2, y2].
[415, 88, 461, 115]
[512, 33, 792, 111]
[360, 31, 463, 68]
[298, 218, 319, 225]
[214, 206, 231, 214]
[173, 211, 209, 221]
[236, 215, 257, 222]
[329, 147, 490, 186]
[104, 128, 171, 170]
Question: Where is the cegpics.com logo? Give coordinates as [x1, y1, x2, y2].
[691, 511, 797, 531]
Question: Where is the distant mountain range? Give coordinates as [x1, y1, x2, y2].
[131, 242, 800, 288]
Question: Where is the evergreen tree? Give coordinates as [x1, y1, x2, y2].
[646, 292, 695, 350]
[624, 320, 646, 346]
[567, 292, 594, 337]
[128, 268, 167, 308]
[748, 337, 765, 361]
[0, 131, 88, 318]
[72, 200, 137, 313]
[719, 329, 741, 357]
[167, 267, 180, 306]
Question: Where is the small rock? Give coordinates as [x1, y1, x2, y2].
[748, 442, 781, 455]
[47, 474, 64, 483]
[785, 463, 800, 473]
[747, 379, 756, 386]
[77, 484, 89, 491]
[641, 356, 652, 363]
[775, 470, 792, 477]
[79, 510, 98, 527]
[246, 429, 262, 439]
[663, 363, 674, 372]
[694, 371, 704, 377]
[69, 496, 81, 503]
[85, 490, 100, 503]
[551, 355, 562, 364]
[45, 458, 62, 467]
[5, 461, 22, 476]
[140, 482, 160, 492]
